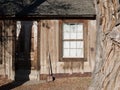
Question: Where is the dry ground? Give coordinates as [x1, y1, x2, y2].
[0, 77, 91, 90]
[0, 76, 12, 87]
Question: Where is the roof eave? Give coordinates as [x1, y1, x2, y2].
[0, 14, 96, 20]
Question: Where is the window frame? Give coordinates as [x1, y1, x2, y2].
[59, 20, 88, 62]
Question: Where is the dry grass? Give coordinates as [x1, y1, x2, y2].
[13, 77, 91, 90]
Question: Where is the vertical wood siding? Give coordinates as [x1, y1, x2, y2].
[39, 20, 96, 75]
[0, 20, 15, 79]
[0, 19, 96, 80]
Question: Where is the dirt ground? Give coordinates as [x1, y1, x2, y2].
[0, 77, 91, 90]
[0, 76, 11, 87]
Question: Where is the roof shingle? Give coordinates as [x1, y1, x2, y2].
[0, 0, 96, 18]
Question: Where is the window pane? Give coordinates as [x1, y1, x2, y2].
[63, 32, 70, 39]
[63, 49, 70, 57]
[63, 24, 70, 39]
[63, 46, 84, 58]
[70, 41, 76, 48]
[77, 49, 84, 58]
[70, 49, 76, 57]
[63, 41, 70, 49]
[77, 24, 83, 39]
[70, 32, 76, 39]
[70, 24, 76, 33]
[70, 25, 77, 39]
[77, 24, 83, 33]
[77, 33, 83, 39]
[77, 41, 83, 48]
[63, 24, 70, 33]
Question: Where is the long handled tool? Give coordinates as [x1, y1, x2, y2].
[48, 52, 55, 81]
[46, 23, 55, 81]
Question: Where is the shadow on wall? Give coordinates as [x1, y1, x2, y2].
[0, 21, 33, 90]
[15, 21, 33, 80]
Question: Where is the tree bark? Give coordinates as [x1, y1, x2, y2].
[89, 0, 120, 90]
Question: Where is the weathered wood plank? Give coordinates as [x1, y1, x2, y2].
[39, 20, 96, 76]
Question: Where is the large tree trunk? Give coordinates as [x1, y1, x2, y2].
[89, 0, 120, 90]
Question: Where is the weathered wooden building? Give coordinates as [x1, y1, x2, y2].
[0, 0, 96, 81]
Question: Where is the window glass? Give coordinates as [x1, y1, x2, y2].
[70, 49, 76, 57]
[63, 41, 70, 49]
[62, 23, 84, 58]
[70, 41, 76, 48]
[63, 49, 70, 57]
[77, 41, 83, 48]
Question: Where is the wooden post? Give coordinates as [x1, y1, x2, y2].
[36, 20, 41, 81]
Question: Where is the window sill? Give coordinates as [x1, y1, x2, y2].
[59, 58, 87, 62]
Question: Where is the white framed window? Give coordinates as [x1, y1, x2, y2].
[59, 20, 87, 61]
